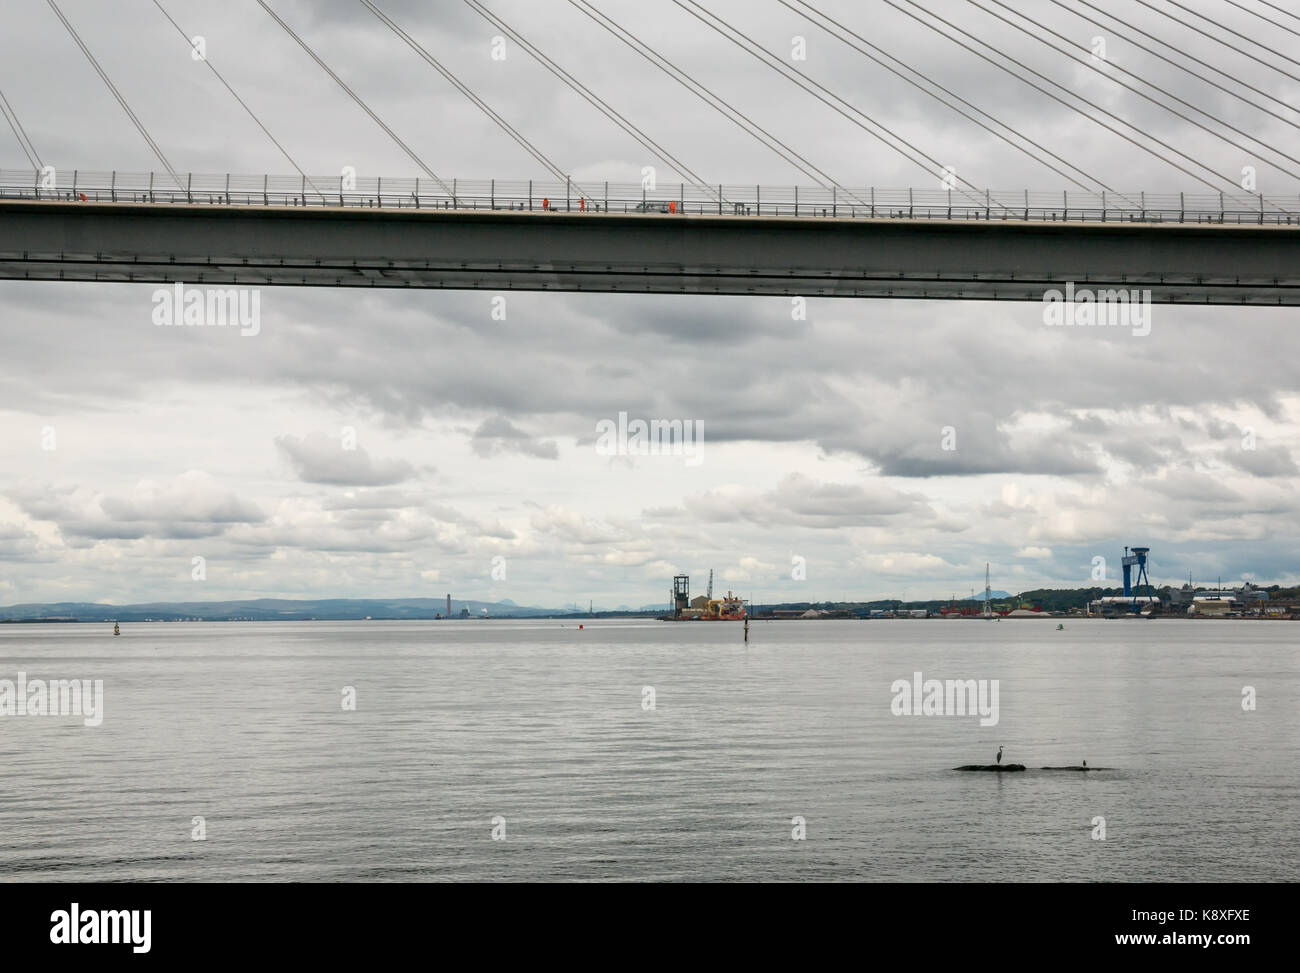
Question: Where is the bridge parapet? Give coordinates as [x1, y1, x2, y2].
[2, 168, 1297, 226]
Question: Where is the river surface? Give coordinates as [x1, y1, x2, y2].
[1, 618, 1295, 881]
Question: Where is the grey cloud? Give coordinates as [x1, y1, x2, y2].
[663, 473, 934, 529]
[1206, 418, 1240, 440]
[1220, 446, 1300, 478]
[8, 473, 265, 541]
[0, 523, 43, 560]
[1100, 436, 1192, 474]
[1069, 414, 1109, 435]
[276, 432, 417, 485]
[1145, 474, 1244, 504]
[470, 416, 559, 459]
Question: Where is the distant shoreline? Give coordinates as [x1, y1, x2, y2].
[0, 613, 657, 623]
[4, 586, 1297, 624]
[4, 614, 1294, 623]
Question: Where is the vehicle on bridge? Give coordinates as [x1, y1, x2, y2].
[634, 201, 676, 213]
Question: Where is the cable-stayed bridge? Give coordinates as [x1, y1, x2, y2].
[1, 170, 1297, 302]
[2, 0, 1300, 303]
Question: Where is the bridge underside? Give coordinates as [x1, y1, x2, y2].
[1, 201, 1297, 304]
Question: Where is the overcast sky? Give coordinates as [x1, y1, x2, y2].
[2, 0, 1298, 609]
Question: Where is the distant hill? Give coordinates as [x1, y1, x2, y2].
[0, 597, 582, 622]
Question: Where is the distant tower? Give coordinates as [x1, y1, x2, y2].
[706, 569, 713, 600]
[446, 593, 451, 618]
[983, 564, 992, 619]
[673, 575, 690, 619]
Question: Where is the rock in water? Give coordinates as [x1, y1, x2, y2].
[954, 764, 1027, 772]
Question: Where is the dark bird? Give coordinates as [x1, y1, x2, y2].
[996, 746, 1003, 765]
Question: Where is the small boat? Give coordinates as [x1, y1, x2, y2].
[113, 622, 120, 636]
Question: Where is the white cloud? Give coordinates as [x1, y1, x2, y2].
[1016, 546, 1053, 559]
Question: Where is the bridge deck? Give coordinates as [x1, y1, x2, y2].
[1, 199, 1297, 303]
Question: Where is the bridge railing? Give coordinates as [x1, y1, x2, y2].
[2, 169, 1297, 224]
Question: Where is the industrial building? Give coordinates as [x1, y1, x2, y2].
[1086, 547, 1295, 618]
[667, 571, 747, 620]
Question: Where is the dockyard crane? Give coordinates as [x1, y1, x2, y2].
[1122, 546, 1156, 612]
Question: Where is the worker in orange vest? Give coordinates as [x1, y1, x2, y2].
[669, 200, 677, 214]
[542, 197, 550, 211]
[579, 197, 586, 211]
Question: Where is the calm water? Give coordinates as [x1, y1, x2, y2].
[1, 618, 1296, 882]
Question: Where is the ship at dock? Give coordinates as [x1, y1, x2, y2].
[666, 572, 747, 620]
[697, 591, 747, 620]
